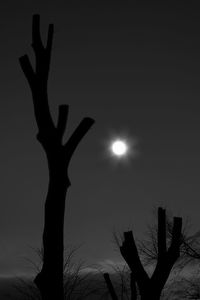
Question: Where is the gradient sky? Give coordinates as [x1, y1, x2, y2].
[0, 0, 200, 276]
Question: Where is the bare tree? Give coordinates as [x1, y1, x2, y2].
[138, 209, 200, 272]
[19, 15, 94, 300]
[104, 207, 182, 300]
[120, 208, 182, 300]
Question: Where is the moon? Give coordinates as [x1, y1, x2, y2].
[104, 133, 138, 163]
[110, 139, 129, 157]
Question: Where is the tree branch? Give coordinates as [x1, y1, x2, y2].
[19, 14, 55, 135]
[120, 231, 149, 287]
[157, 207, 167, 261]
[19, 55, 35, 89]
[168, 217, 182, 258]
[103, 273, 118, 300]
[57, 105, 69, 141]
[64, 117, 95, 163]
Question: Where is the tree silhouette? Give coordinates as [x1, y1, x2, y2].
[138, 208, 200, 272]
[19, 15, 94, 300]
[103, 273, 119, 300]
[103, 271, 137, 300]
[104, 207, 182, 300]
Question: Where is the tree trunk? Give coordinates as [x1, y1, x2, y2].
[139, 283, 162, 300]
[140, 293, 161, 300]
[34, 153, 69, 300]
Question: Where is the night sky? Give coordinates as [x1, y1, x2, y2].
[0, 0, 200, 277]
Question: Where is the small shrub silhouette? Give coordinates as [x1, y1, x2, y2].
[15, 247, 101, 300]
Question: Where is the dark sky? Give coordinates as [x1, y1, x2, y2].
[0, 0, 200, 276]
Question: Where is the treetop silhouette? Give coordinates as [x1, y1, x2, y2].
[104, 207, 183, 300]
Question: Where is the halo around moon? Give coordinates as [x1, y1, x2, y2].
[102, 132, 138, 164]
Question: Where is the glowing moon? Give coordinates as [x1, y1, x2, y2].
[110, 139, 128, 157]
